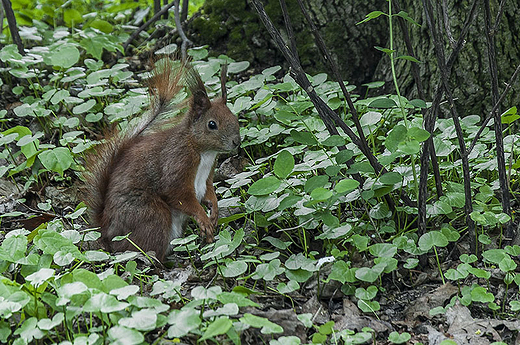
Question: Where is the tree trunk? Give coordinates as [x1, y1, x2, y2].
[372, 0, 520, 116]
[187, 0, 387, 86]
[182, 0, 519, 114]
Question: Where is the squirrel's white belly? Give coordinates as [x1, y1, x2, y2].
[169, 151, 217, 246]
[194, 151, 217, 201]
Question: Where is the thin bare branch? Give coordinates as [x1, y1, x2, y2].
[393, 0, 443, 200]
[174, 0, 191, 61]
[441, 0, 456, 47]
[279, 0, 299, 64]
[491, 0, 507, 36]
[1, 0, 24, 55]
[424, 0, 476, 255]
[466, 63, 520, 155]
[123, 1, 177, 54]
[251, 0, 421, 211]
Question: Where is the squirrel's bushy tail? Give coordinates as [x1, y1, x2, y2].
[84, 59, 189, 226]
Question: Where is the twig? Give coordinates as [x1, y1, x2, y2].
[123, 1, 177, 54]
[181, 0, 189, 22]
[174, 0, 191, 61]
[296, 0, 412, 209]
[441, 0, 456, 47]
[491, 0, 506, 36]
[467, 64, 520, 155]
[417, 0, 478, 245]
[1, 0, 24, 55]
[424, 0, 476, 255]
[0, 3, 4, 35]
[483, 0, 512, 243]
[279, 0, 299, 63]
[251, 0, 420, 210]
[162, 0, 169, 20]
[393, 0, 443, 199]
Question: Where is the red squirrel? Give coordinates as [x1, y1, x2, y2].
[84, 60, 241, 262]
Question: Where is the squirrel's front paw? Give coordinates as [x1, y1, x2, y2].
[209, 208, 219, 229]
[197, 217, 215, 243]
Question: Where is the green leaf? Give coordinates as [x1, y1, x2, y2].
[396, 55, 421, 63]
[427, 199, 453, 215]
[45, 45, 80, 69]
[217, 292, 259, 307]
[274, 150, 294, 179]
[362, 81, 385, 89]
[322, 135, 346, 147]
[358, 299, 380, 313]
[407, 126, 430, 142]
[418, 231, 448, 251]
[80, 35, 122, 60]
[277, 280, 300, 294]
[499, 257, 517, 272]
[369, 97, 397, 108]
[64, 9, 84, 26]
[368, 243, 397, 258]
[357, 10, 386, 25]
[398, 139, 420, 154]
[360, 111, 382, 127]
[240, 313, 283, 334]
[305, 175, 329, 193]
[34, 229, 83, 260]
[119, 309, 158, 331]
[37, 313, 64, 331]
[394, 11, 421, 26]
[25, 268, 54, 288]
[355, 285, 378, 300]
[38, 147, 73, 176]
[14, 317, 44, 342]
[501, 106, 518, 124]
[379, 172, 402, 185]
[220, 260, 248, 277]
[385, 124, 407, 152]
[482, 249, 507, 264]
[73, 99, 96, 114]
[470, 286, 494, 303]
[84, 293, 129, 313]
[355, 263, 386, 283]
[89, 19, 113, 33]
[388, 331, 411, 344]
[247, 176, 280, 196]
[310, 188, 333, 201]
[290, 130, 317, 145]
[107, 326, 143, 345]
[334, 178, 359, 193]
[0, 235, 27, 262]
[167, 308, 201, 338]
[228, 61, 250, 73]
[200, 317, 232, 341]
[252, 259, 285, 281]
[409, 98, 427, 108]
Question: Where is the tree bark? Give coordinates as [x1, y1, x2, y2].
[187, 0, 387, 86]
[183, 0, 519, 115]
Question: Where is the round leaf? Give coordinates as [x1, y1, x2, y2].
[274, 150, 294, 179]
[38, 147, 73, 176]
[247, 176, 280, 196]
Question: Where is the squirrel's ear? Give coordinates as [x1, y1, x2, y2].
[191, 89, 211, 121]
[220, 63, 228, 103]
[185, 64, 211, 121]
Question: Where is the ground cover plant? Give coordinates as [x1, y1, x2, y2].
[0, 0, 519, 344]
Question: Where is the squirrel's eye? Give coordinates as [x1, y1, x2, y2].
[208, 120, 218, 130]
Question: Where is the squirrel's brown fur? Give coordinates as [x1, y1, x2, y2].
[84, 60, 240, 262]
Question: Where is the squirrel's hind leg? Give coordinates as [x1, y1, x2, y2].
[105, 195, 172, 262]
